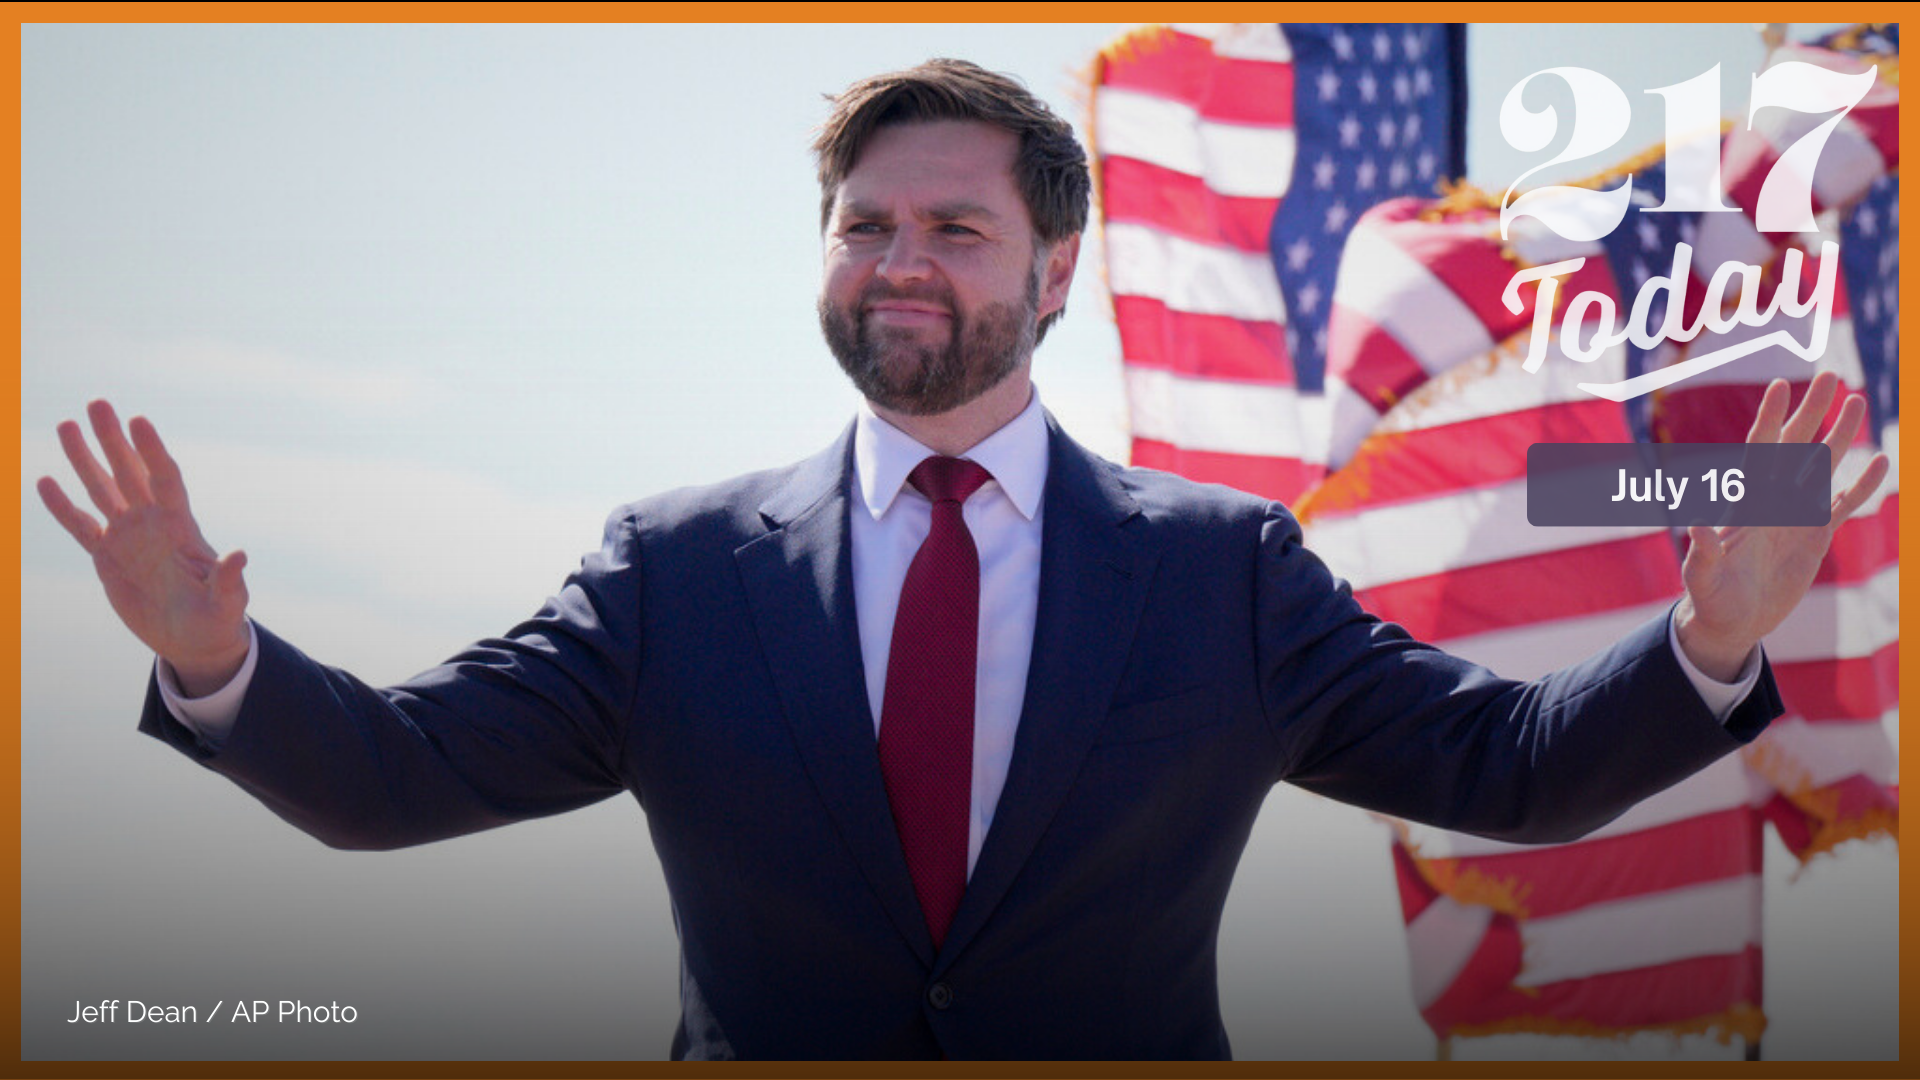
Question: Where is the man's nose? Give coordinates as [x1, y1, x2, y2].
[876, 230, 934, 285]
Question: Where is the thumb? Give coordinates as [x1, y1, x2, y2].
[212, 549, 250, 606]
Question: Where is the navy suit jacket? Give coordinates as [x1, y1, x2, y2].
[141, 416, 1779, 1059]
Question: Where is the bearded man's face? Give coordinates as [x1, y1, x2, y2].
[819, 120, 1052, 416]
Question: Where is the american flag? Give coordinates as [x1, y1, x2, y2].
[1595, 155, 1687, 443]
[1289, 174, 1766, 1037]
[1832, 25, 1899, 441]
[1841, 174, 1898, 435]
[1299, 341, 1765, 1043]
[1093, 22, 1465, 504]
[1648, 30, 1899, 871]
[1268, 24, 1466, 394]
[1090, 22, 1898, 1052]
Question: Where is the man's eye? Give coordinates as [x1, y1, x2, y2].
[846, 222, 885, 236]
[940, 224, 980, 237]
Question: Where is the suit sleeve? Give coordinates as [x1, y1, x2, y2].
[138, 508, 645, 850]
[1255, 504, 1781, 844]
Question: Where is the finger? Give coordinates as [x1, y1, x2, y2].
[1683, 523, 1725, 572]
[128, 415, 192, 512]
[1828, 452, 1890, 530]
[1780, 371, 1839, 445]
[35, 476, 105, 551]
[87, 399, 153, 507]
[57, 418, 128, 518]
[1745, 378, 1791, 444]
[1818, 393, 1867, 467]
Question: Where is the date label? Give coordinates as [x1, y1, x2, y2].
[1527, 443, 1830, 526]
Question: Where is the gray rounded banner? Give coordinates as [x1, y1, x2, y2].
[1527, 443, 1831, 526]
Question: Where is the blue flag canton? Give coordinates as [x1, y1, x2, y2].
[1812, 24, 1900, 435]
[1597, 158, 1898, 441]
[1841, 174, 1899, 433]
[1596, 160, 1701, 362]
[1269, 23, 1464, 392]
[1596, 158, 1697, 442]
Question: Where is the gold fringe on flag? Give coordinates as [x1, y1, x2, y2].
[1294, 347, 1532, 521]
[1416, 122, 1735, 246]
[1380, 819, 1535, 919]
[1292, 431, 1396, 524]
[1420, 177, 1500, 217]
[1094, 23, 1176, 71]
[1444, 1002, 1768, 1047]
[1742, 738, 1901, 864]
[1407, 853, 1535, 919]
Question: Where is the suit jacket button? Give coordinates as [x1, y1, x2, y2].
[927, 982, 953, 1010]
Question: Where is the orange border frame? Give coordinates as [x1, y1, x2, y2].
[4, 5, 1908, 1078]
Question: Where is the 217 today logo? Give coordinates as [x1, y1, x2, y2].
[1496, 60, 1879, 401]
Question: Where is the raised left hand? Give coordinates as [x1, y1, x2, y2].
[1674, 370, 1890, 681]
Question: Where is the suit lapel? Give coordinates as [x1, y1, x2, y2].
[734, 427, 936, 965]
[936, 419, 1162, 970]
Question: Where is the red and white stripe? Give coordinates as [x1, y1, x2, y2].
[1093, 24, 1322, 502]
[1349, 281, 1892, 1043]
[1302, 329, 1772, 1039]
[1722, 44, 1898, 232]
[1322, 199, 1620, 469]
[1097, 24, 1895, 1046]
[1325, 39, 1899, 464]
[1647, 302, 1899, 863]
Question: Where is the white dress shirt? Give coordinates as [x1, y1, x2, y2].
[851, 391, 1048, 875]
[160, 387, 1759, 876]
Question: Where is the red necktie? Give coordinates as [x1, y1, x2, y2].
[879, 456, 992, 949]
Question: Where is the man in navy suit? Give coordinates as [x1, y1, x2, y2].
[38, 60, 1887, 1058]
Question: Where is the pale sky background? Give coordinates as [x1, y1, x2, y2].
[19, 22, 1895, 1061]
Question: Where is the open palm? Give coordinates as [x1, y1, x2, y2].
[1675, 372, 1891, 681]
[38, 400, 250, 694]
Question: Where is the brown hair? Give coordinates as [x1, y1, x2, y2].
[813, 59, 1089, 338]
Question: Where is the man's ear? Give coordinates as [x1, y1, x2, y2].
[1038, 233, 1081, 321]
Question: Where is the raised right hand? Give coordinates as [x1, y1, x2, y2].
[38, 400, 251, 696]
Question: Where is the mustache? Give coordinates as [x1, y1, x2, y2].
[857, 282, 956, 312]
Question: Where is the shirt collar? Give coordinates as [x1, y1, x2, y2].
[854, 387, 1049, 521]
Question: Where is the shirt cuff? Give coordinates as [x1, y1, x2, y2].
[1667, 607, 1762, 724]
[154, 620, 259, 750]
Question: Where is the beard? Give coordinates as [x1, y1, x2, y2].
[819, 270, 1039, 417]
